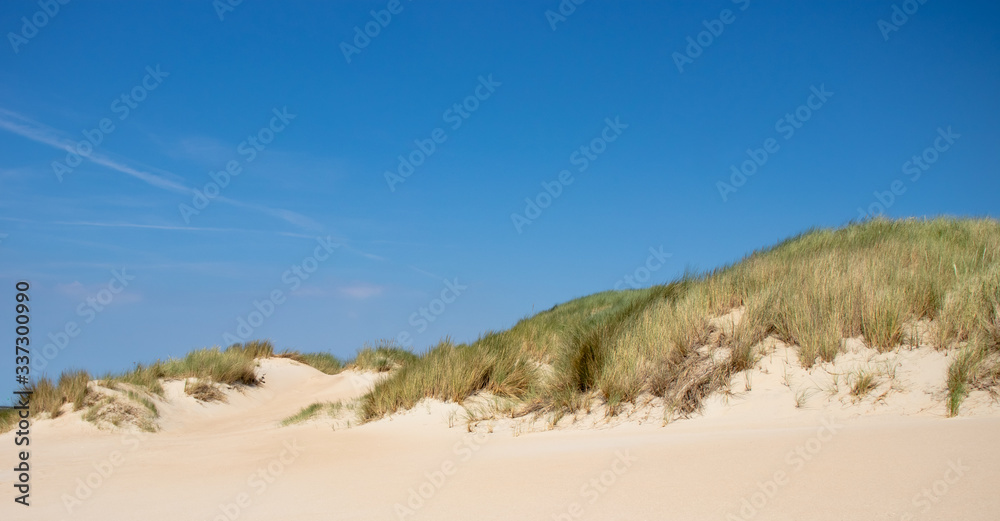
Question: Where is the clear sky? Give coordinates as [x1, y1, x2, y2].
[1, 1, 998, 396]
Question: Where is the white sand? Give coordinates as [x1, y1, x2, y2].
[2, 348, 998, 521]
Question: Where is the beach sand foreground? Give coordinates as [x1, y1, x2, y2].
[2, 354, 998, 521]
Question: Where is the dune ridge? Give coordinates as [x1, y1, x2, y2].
[3, 217, 999, 519]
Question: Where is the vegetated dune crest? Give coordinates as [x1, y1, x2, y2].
[19, 359, 381, 437]
[22, 312, 999, 440]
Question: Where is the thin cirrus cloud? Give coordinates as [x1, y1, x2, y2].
[0, 107, 322, 232]
[1, 108, 433, 282]
[49, 220, 318, 238]
[338, 283, 386, 300]
[54, 280, 143, 304]
[0, 107, 190, 193]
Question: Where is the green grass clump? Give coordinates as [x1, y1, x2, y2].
[58, 370, 92, 411]
[27, 370, 92, 418]
[351, 340, 419, 372]
[941, 263, 1000, 415]
[359, 335, 538, 420]
[184, 379, 226, 402]
[83, 395, 157, 432]
[106, 347, 261, 396]
[105, 339, 281, 396]
[225, 339, 275, 359]
[124, 390, 159, 416]
[27, 377, 61, 418]
[299, 352, 345, 374]
[106, 362, 165, 395]
[276, 350, 345, 375]
[0, 408, 18, 434]
[849, 369, 880, 399]
[281, 401, 345, 426]
[160, 348, 260, 386]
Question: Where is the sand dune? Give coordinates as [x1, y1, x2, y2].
[3, 353, 999, 520]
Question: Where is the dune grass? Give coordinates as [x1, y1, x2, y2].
[106, 344, 264, 397]
[224, 339, 275, 359]
[161, 347, 260, 386]
[275, 350, 346, 375]
[359, 335, 539, 420]
[849, 368, 880, 399]
[359, 217, 1000, 420]
[124, 390, 159, 415]
[4, 336, 415, 433]
[184, 379, 226, 402]
[6, 217, 996, 433]
[281, 401, 346, 426]
[0, 408, 18, 433]
[106, 362, 165, 395]
[350, 340, 419, 372]
[25, 369, 92, 419]
[2, 341, 275, 432]
[301, 352, 345, 374]
[1, 337, 409, 433]
[83, 394, 158, 432]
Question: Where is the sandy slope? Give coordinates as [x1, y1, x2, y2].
[2, 353, 998, 521]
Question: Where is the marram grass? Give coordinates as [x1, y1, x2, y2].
[359, 217, 1000, 420]
[4, 217, 997, 434]
[2, 340, 352, 432]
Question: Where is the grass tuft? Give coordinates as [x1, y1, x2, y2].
[184, 379, 227, 402]
[27, 370, 93, 418]
[9, 338, 281, 430]
[351, 340, 418, 372]
[225, 339, 275, 358]
[281, 401, 345, 426]
[274, 349, 346, 374]
[359, 335, 538, 420]
[298, 352, 345, 374]
[162, 348, 259, 386]
[849, 368, 880, 399]
[0, 408, 18, 434]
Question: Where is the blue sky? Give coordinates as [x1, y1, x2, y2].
[1, 1, 998, 395]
